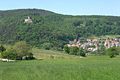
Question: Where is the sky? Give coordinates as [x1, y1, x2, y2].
[0, 0, 120, 16]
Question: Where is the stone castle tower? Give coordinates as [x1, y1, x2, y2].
[24, 16, 33, 23]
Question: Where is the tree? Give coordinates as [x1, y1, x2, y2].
[1, 41, 34, 60]
[97, 44, 106, 55]
[0, 45, 6, 52]
[41, 43, 53, 50]
[70, 47, 79, 55]
[13, 41, 32, 60]
[64, 45, 70, 54]
[1, 48, 17, 60]
[106, 47, 119, 58]
[77, 48, 86, 57]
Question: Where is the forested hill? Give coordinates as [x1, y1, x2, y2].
[0, 9, 120, 50]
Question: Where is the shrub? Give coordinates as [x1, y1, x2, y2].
[13, 41, 32, 59]
[1, 41, 34, 60]
[106, 47, 119, 58]
[0, 45, 6, 52]
[70, 47, 79, 55]
[41, 43, 53, 50]
[1, 49, 17, 60]
[77, 48, 86, 57]
[64, 45, 70, 54]
[97, 44, 106, 55]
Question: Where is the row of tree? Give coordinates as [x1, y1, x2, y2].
[64, 45, 120, 58]
[64, 46, 86, 57]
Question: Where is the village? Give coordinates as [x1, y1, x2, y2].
[67, 37, 120, 52]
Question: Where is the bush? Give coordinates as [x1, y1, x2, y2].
[116, 47, 120, 55]
[41, 43, 53, 50]
[13, 41, 32, 59]
[106, 47, 119, 58]
[77, 48, 86, 57]
[70, 47, 79, 55]
[64, 46, 86, 56]
[1, 41, 34, 60]
[0, 45, 6, 52]
[64, 45, 70, 54]
[1, 49, 17, 60]
[97, 44, 106, 55]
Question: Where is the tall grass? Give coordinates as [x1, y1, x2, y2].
[0, 56, 120, 80]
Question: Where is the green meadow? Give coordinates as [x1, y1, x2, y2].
[0, 55, 120, 80]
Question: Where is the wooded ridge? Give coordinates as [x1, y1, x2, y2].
[0, 9, 120, 50]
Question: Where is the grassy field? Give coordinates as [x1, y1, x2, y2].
[32, 48, 80, 59]
[0, 55, 120, 80]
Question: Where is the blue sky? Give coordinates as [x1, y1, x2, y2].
[0, 0, 120, 16]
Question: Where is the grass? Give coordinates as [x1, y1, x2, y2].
[0, 55, 120, 80]
[32, 48, 80, 59]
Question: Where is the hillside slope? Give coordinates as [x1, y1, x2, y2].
[0, 9, 120, 50]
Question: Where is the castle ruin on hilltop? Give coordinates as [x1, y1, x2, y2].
[24, 16, 33, 24]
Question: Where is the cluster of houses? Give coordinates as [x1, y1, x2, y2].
[67, 38, 120, 52]
[104, 38, 120, 48]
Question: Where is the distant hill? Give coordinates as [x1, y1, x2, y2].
[0, 9, 120, 50]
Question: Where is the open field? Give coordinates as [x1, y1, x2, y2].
[32, 48, 80, 59]
[0, 56, 120, 80]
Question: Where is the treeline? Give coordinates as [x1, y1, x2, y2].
[0, 9, 120, 50]
[64, 46, 120, 58]
[64, 46, 86, 57]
